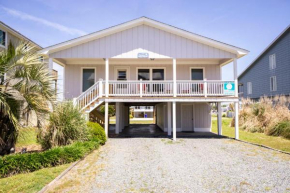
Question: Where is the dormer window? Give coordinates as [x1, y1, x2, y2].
[0, 30, 6, 47]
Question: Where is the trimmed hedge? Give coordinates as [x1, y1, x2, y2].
[87, 122, 107, 145]
[0, 141, 99, 178]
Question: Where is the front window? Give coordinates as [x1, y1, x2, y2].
[138, 69, 150, 80]
[117, 70, 127, 80]
[82, 68, 95, 92]
[191, 68, 204, 80]
[152, 69, 164, 80]
[0, 30, 6, 47]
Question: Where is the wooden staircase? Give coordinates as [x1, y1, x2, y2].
[74, 80, 105, 114]
[90, 108, 105, 127]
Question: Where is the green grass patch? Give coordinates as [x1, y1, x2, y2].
[0, 164, 70, 193]
[16, 127, 38, 147]
[212, 117, 290, 153]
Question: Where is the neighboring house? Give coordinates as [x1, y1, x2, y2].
[0, 21, 42, 84]
[0, 21, 49, 126]
[0, 21, 42, 51]
[238, 25, 290, 100]
[131, 106, 154, 118]
[38, 17, 248, 140]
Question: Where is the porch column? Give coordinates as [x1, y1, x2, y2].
[217, 102, 222, 135]
[48, 58, 53, 72]
[233, 58, 238, 97]
[167, 102, 172, 136]
[105, 102, 109, 138]
[172, 101, 176, 140]
[115, 102, 120, 134]
[173, 58, 177, 97]
[105, 58, 109, 97]
[234, 102, 239, 139]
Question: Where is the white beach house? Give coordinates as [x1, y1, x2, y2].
[38, 17, 248, 140]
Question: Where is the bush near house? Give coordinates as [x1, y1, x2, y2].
[87, 122, 107, 145]
[0, 141, 99, 178]
[237, 96, 290, 139]
[38, 101, 88, 150]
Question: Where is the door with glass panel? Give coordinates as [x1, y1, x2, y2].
[152, 69, 165, 94]
[138, 69, 150, 93]
[82, 68, 95, 92]
[191, 68, 204, 94]
[116, 69, 128, 94]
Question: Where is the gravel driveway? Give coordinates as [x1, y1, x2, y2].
[47, 138, 290, 193]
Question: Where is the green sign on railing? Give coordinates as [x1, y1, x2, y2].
[224, 82, 235, 95]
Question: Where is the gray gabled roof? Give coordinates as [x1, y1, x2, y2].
[238, 24, 290, 79]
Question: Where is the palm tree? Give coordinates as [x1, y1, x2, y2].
[0, 41, 56, 155]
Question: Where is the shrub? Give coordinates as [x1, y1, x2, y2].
[239, 96, 290, 134]
[87, 122, 106, 145]
[222, 114, 226, 117]
[38, 101, 87, 149]
[0, 141, 99, 178]
[266, 121, 290, 139]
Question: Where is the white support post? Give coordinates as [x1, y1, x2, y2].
[173, 58, 177, 97]
[234, 102, 239, 139]
[204, 78, 207, 97]
[99, 78, 103, 97]
[105, 102, 109, 138]
[233, 58, 238, 97]
[140, 79, 143, 97]
[167, 102, 172, 136]
[105, 59, 109, 97]
[217, 102, 222, 135]
[172, 101, 176, 141]
[48, 58, 53, 72]
[115, 102, 120, 134]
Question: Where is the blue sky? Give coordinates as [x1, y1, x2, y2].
[0, 0, 290, 81]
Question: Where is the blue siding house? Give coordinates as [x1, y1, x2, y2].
[238, 25, 290, 99]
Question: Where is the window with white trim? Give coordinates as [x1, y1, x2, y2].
[247, 82, 252, 95]
[270, 76, 277, 91]
[117, 70, 127, 80]
[0, 30, 6, 47]
[269, 54, 276, 69]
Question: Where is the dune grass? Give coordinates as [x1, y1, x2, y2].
[0, 164, 70, 193]
[212, 117, 290, 153]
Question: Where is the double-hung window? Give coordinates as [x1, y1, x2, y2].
[270, 76, 277, 91]
[0, 30, 6, 47]
[247, 82, 252, 95]
[269, 54, 276, 70]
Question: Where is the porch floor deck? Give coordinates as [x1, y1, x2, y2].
[109, 124, 226, 138]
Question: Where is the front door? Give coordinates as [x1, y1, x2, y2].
[181, 104, 194, 131]
[82, 68, 95, 92]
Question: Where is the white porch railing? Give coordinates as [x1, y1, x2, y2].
[108, 80, 174, 97]
[177, 80, 235, 97]
[74, 79, 236, 110]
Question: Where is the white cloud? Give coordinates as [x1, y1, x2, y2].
[2, 7, 87, 36]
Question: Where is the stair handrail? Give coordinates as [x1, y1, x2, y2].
[74, 79, 103, 110]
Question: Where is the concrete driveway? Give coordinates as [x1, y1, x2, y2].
[47, 137, 290, 193]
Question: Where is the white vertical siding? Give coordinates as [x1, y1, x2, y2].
[50, 24, 236, 59]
